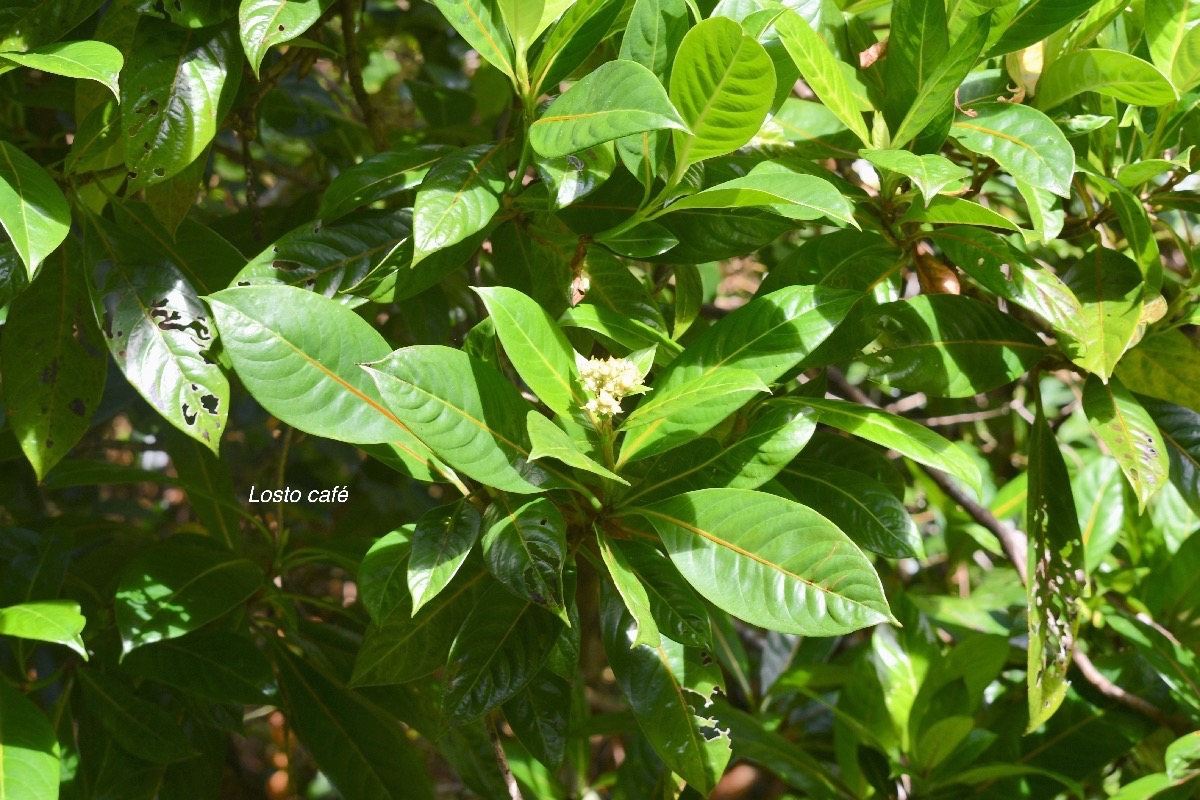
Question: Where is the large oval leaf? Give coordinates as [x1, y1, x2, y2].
[530, 60, 687, 159]
[1036, 49, 1179, 111]
[669, 16, 774, 168]
[0, 680, 58, 800]
[1115, 331, 1200, 415]
[121, 19, 238, 191]
[363, 345, 571, 494]
[1061, 247, 1145, 381]
[482, 496, 568, 618]
[663, 165, 857, 228]
[77, 670, 198, 763]
[238, 0, 333, 76]
[951, 103, 1074, 198]
[0, 141, 70, 278]
[206, 285, 448, 481]
[631, 488, 894, 636]
[412, 142, 507, 265]
[1081, 375, 1168, 512]
[864, 294, 1045, 398]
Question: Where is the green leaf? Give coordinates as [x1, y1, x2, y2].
[1165, 729, 1200, 780]
[861, 150, 970, 205]
[1116, 331, 1200, 416]
[1061, 247, 1145, 381]
[891, 11, 993, 151]
[1081, 375, 1168, 512]
[0, 680, 58, 800]
[533, 0, 625, 92]
[632, 488, 893, 635]
[1036, 49, 1179, 111]
[1015, 179, 1064, 243]
[358, 528, 412, 623]
[669, 16, 775, 168]
[86, 214, 230, 452]
[0, 600, 87, 658]
[0, 40, 121, 97]
[672, 263, 702, 340]
[352, 563, 488, 686]
[482, 496, 568, 618]
[986, 0, 1103, 57]
[1090, 176, 1161, 289]
[1173, 25, 1200, 92]
[617, 540, 711, 648]
[530, 60, 687, 159]
[412, 142, 507, 265]
[495, 0, 571, 54]
[0, 0, 105, 52]
[597, 220, 679, 258]
[579, 249, 667, 331]
[903, 195, 1023, 232]
[275, 647, 434, 800]
[782, 398, 984, 495]
[623, 400, 819, 504]
[430, 0, 514, 79]
[121, 630, 276, 703]
[1146, 0, 1192, 73]
[929, 226, 1083, 339]
[114, 543, 263, 655]
[207, 286, 449, 482]
[475, 286, 582, 417]
[502, 669, 571, 768]
[775, 10, 871, 147]
[1025, 398, 1083, 732]
[237, 0, 333, 77]
[777, 460, 924, 559]
[535, 141, 616, 210]
[408, 500, 482, 616]
[1, 240, 106, 479]
[597, 528, 660, 648]
[443, 582, 564, 724]
[880, 0, 949, 136]
[77, 670, 197, 763]
[864, 294, 1045, 398]
[600, 580, 731, 795]
[319, 145, 450, 221]
[0, 141, 70, 278]
[619, 0, 689, 81]
[952, 102, 1074, 197]
[559, 304, 683, 364]
[122, 19, 238, 191]
[663, 164, 857, 228]
[364, 346, 570, 494]
[527, 411, 627, 484]
[1141, 398, 1200, 517]
[1105, 613, 1200, 720]
[113, 201, 245, 295]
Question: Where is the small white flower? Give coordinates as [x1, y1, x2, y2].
[578, 356, 646, 417]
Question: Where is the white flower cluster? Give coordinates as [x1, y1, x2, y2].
[579, 356, 644, 418]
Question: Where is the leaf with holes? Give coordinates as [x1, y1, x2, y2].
[122, 18, 238, 191]
[631, 488, 893, 635]
[669, 17, 774, 169]
[412, 142, 507, 265]
[85, 214, 229, 451]
[1081, 375, 1168, 512]
[238, 0, 333, 76]
[364, 346, 570, 493]
[0, 141, 70, 278]
[1141, 397, 1200, 517]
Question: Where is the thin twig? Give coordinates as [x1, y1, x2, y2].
[340, 0, 387, 151]
[486, 713, 524, 800]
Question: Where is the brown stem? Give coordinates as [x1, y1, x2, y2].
[340, 0, 387, 151]
[486, 713, 524, 800]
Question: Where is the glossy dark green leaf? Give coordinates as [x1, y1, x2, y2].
[597, 220, 679, 258]
[138, 0, 240, 27]
[776, 10, 871, 146]
[122, 630, 275, 703]
[1037, 49, 1179, 111]
[238, 0, 333, 76]
[412, 142, 507, 265]
[0, 141, 70, 278]
[1115, 331, 1200, 415]
[600, 580, 730, 795]
[319, 145, 449, 221]
[617, 540, 711, 648]
[165, 429, 244, 550]
[364, 346, 569, 493]
[0, 600, 87, 658]
[1025, 398, 1083, 732]
[1105, 613, 1200, 719]
[535, 141, 616, 210]
[430, 0, 515, 80]
[352, 563, 488, 686]
[122, 19, 238, 191]
[502, 669, 571, 768]
[623, 400, 819, 504]
[1081, 375, 1168, 511]
[1062, 247, 1145, 381]
[78, 670, 197, 763]
[357, 527, 412, 623]
[86, 214, 229, 452]
[929, 226, 1083, 340]
[777, 460, 923, 559]
[408, 500, 482, 615]
[663, 164, 857, 227]
[864, 294, 1045, 398]
[0, 680, 58, 800]
[114, 543, 263, 655]
[1, 240, 105, 479]
[533, 0, 625, 91]
[482, 496, 568, 617]
[530, 60, 687, 159]
[669, 16, 775, 168]
[276, 647, 435, 799]
[987, 0, 1103, 57]
[952, 102, 1074, 197]
[880, 0, 949, 134]
[443, 582, 564, 724]
[0, 0, 104, 51]
[112, 202, 244, 295]
[207, 286, 449, 482]
[597, 528, 660, 648]
[579, 249, 667, 331]
[1141, 397, 1200, 517]
[634, 488, 893, 636]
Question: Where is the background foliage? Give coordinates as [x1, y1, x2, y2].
[1, 0, 1200, 798]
